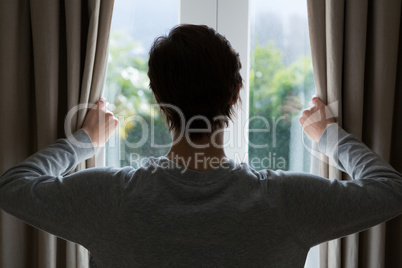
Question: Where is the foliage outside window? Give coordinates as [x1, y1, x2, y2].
[105, 31, 314, 171]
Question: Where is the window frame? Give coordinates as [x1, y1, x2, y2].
[179, 0, 251, 162]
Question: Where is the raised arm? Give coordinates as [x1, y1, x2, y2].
[0, 98, 121, 246]
[273, 97, 402, 249]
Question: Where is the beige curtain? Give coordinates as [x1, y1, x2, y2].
[0, 0, 114, 267]
[307, 0, 402, 267]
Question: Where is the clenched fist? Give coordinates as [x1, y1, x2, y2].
[82, 97, 119, 147]
[299, 96, 336, 142]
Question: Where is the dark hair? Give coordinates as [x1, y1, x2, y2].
[147, 24, 243, 141]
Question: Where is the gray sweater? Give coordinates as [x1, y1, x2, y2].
[0, 123, 401, 267]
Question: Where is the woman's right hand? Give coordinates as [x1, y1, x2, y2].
[298, 96, 336, 142]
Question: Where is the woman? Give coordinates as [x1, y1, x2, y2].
[1, 25, 401, 267]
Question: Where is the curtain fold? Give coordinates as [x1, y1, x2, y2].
[0, 0, 114, 267]
[307, 0, 402, 267]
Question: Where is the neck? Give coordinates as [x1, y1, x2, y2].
[165, 129, 228, 171]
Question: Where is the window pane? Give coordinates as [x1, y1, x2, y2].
[249, 0, 315, 173]
[249, 1, 319, 267]
[105, 0, 178, 168]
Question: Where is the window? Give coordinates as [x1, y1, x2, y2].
[249, 1, 318, 266]
[105, 0, 178, 168]
[105, 0, 318, 266]
[249, 0, 314, 172]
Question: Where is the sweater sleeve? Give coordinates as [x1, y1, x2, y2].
[0, 129, 127, 247]
[271, 123, 402, 249]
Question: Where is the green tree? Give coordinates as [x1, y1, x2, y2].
[106, 32, 314, 170]
[105, 31, 170, 167]
[249, 42, 314, 170]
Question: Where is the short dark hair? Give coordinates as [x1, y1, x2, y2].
[147, 24, 243, 141]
